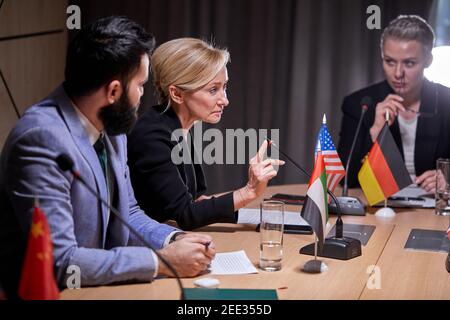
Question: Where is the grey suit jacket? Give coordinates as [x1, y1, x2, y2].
[0, 85, 178, 291]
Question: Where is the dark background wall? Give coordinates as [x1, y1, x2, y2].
[69, 0, 434, 193]
[0, 0, 68, 147]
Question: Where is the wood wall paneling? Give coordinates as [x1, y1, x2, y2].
[0, 0, 67, 38]
[0, 33, 67, 115]
[0, 79, 19, 148]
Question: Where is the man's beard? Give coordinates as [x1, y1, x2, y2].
[98, 93, 138, 136]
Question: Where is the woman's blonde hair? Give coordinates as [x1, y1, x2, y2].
[380, 15, 435, 56]
[151, 38, 230, 105]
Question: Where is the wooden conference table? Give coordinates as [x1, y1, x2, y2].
[61, 184, 450, 300]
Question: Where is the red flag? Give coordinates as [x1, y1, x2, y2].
[301, 152, 328, 250]
[358, 123, 412, 205]
[18, 206, 59, 300]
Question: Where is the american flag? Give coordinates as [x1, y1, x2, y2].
[315, 114, 346, 193]
[447, 225, 450, 240]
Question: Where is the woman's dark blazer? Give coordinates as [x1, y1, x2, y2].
[337, 79, 450, 188]
[127, 105, 237, 230]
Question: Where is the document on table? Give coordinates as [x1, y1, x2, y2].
[208, 250, 258, 275]
[394, 184, 429, 198]
[387, 184, 435, 208]
[237, 208, 310, 226]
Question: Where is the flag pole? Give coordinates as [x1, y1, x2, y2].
[314, 236, 318, 261]
[302, 233, 326, 273]
[370, 110, 397, 217]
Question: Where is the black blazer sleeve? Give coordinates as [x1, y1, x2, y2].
[127, 109, 237, 230]
[413, 81, 450, 176]
[338, 80, 450, 188]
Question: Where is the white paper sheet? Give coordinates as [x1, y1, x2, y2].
[208, 250, 258, 275]
[237, 208, 310, 226]
[391, 184, 435, 208]
[393, 184, 429, 198]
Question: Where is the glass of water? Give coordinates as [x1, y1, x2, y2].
[259, 200, 284, 271]
[435, 158, 450, 216]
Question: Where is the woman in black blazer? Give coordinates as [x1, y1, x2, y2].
[128, 38, 284, 230]
[338, 15, 450, 192]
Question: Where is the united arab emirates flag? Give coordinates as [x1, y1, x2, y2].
[358, 122, 412, 206]
[301, 151, 328, 250]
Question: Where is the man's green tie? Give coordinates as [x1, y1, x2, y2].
[94, 134, 107, 178]
[93, 134, 116, 248]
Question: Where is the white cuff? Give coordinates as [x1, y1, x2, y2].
[163, 231, 182, 247]
[149, 249, 159, 278]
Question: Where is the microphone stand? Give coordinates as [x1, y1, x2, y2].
[268, 140, 361, 261]
[55, 155, 185, 299]
[330, 103, 369, 216]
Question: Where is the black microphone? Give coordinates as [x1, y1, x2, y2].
[342, 96, 371, 196]
[330, 97, 372, 216]
[267, 140, 344, 237]
[55, 154, 186, 299]
[267, 139, 361, 260]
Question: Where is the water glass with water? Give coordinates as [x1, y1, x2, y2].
[435, 158, 450, 216]
[259, 200, 284, 271]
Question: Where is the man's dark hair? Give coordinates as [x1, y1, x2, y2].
[64, 16, 155, 97]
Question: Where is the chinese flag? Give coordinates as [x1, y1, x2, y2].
[18, 206, 59, 300]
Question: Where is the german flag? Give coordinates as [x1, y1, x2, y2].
[358, 123, 412, 206]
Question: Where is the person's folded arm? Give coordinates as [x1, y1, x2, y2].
[6, 128, 162, 287]
[128, 122, 236, 231]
